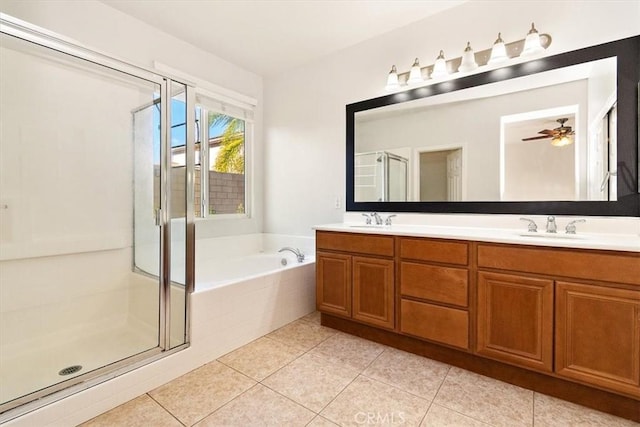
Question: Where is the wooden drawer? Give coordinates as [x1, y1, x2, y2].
[400, 262, 468, 307]
[400, 299, 469, 349]
[316, 231, 394, 257]
[478, 244, 640, 286]
[399, 238, 468, 265]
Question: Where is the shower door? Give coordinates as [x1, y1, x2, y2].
[0, 17, 192, 417]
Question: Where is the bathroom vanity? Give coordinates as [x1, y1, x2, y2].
[329, 33, 640, 422]
[314, 225, 640, 421]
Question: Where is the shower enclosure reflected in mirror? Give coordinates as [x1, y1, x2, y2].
[355, 151, 408, 202]
[347, 36, 640, 216]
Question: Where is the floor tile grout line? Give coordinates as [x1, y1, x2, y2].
[257, 328, 371, 418]
[431, 366, 537, 427]
[426, 402, 496, 427]
[304, 414, 331, 427]
[190, 382, 263, 426]
[314, 372, 364, 423]
[258, 381, 321, 418]
[274, 328, 389, 421]
[173, 360, 260, 425]
[261, 325, 338, 355]
[359, 349, 453, 426]
[254, 329, 340, 382]
[532, 392, 536, 427]
[214, 358, 264, 385]
[431, 364, 453, 402]
[145, 392, 187, 427]
[358, 366, 447, 403]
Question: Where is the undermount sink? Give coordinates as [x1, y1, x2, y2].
[517, 232, 585, 240]
[348, 224, 389, 229]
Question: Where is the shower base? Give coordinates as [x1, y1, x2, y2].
[0, 319, 157, 407]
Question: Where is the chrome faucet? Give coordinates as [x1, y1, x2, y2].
[546, 216, 557, 233]
[565, 219, 586, 234]
[362, 213, 372, 225]
[371, 212, 383, 225]
[385, 214, 397, 226]
[278, 247, 305, 263]
[520, 218, 538, 232]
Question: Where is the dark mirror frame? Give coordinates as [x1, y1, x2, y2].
[346, 36, 640, 216]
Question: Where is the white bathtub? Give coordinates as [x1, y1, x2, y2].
[194, 232, 315, 288]
[190, 233, 317, 349]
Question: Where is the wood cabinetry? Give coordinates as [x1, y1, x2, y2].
[352, 256, 394, 328]
[316, 231, 394, 329]
[555, 281, 640, 398]
[316, 230, 640, 415]
[316, 252, 351, 317]
[476, 271, 553, 372]
[477, 243, 640, 397]
[398, 237, 470, 350]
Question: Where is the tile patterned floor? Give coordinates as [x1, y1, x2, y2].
[82, 312, 638, 426]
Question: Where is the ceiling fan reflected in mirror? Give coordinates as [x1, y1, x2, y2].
[522, 118, 574, 147]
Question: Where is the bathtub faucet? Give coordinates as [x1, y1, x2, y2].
[279, 247, 305, 263]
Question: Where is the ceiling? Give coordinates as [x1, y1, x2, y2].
[100, 0, 465, 76]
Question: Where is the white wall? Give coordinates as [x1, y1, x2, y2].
[263, 0, 640, 235]
[0, 0, 264, 238]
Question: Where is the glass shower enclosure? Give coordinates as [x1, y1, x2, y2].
[0, 14, 194, 419]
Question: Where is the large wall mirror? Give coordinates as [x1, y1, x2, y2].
[346, 36, 639, 216]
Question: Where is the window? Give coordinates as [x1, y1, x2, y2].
[147, 62, 256, 219]
[143, 98, 251, 220]
[195, 107, 249, 217]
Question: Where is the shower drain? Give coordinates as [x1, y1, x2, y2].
[58, 365, 82, 376]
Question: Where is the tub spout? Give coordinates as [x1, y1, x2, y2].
[279, 247, 305, 263]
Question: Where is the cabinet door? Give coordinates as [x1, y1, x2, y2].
[476, 271, 554, 372]
[556, 281, 640, 398]
[316, 251, 352, 317]
[353, 256, 395, 329]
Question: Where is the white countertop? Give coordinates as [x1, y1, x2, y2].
[314, 222, 640, 253]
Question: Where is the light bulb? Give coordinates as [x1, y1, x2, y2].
[407, 58, 423, 84]
[385, 65, 400, 91]
[522, 22, 544, 56]
[431, 50, 448, 79]
[458, 42, 478, 73]
[551, 135, 573, 147]
[488, 32, 508, 65]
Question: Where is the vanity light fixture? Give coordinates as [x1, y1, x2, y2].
[385, 65, 400, 91]
[431, 50, 448, 79]
[384, 25, 551, 90]
[488, 33, 508, 65]
[407, 58, 424, 84]
[458, 42, 479, 73]
[522, 22, 545, 56]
